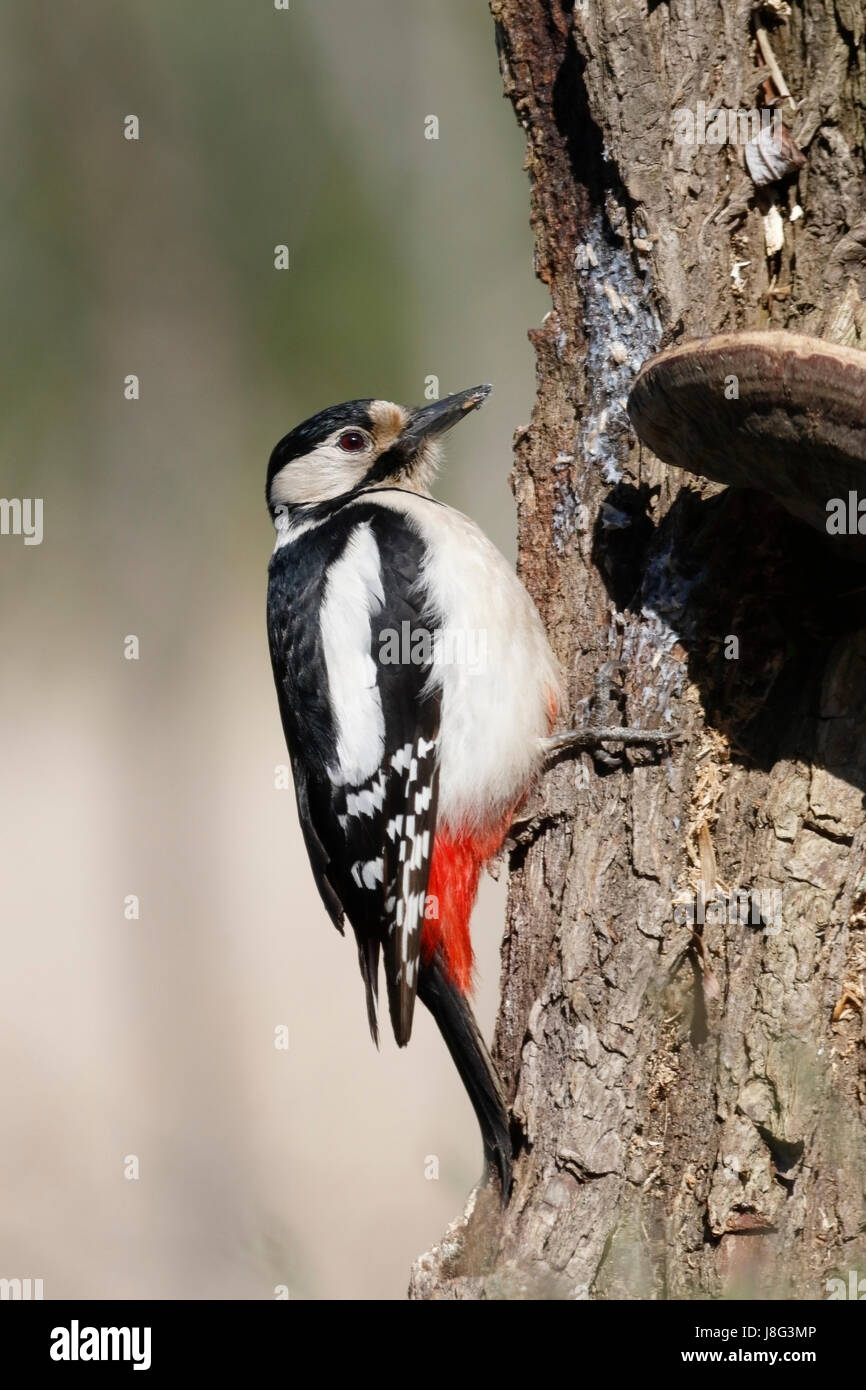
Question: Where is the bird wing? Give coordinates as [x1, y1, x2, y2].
[267, 503, 441, 1047]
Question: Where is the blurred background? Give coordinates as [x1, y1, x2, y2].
[0, 0, 545, 1298]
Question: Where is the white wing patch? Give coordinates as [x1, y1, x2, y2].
[320, 522, 386, 786]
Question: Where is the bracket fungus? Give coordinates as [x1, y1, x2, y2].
[626, 331, 866, 554]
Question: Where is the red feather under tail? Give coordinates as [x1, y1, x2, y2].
[422, 816, 513, 994]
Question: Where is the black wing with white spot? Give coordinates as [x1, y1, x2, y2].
[379, 730, 439, 1045]
[267, 500, 441, 1047]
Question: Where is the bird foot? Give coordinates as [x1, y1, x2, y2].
[543, 662, 680, 768]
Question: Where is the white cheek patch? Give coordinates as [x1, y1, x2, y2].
[269, 438, 372, 506]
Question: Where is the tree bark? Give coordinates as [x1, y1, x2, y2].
[411, 0, 866, 1300]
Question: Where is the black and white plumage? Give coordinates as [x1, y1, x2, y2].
[265, 386, 563, 1198]
[268, 498, 441, 1044]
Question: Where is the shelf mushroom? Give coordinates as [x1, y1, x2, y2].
[626, 331, 866, 553]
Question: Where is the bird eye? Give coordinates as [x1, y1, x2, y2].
[337, 430, 367, 453]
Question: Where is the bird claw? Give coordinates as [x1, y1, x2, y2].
[543, 661, 680, 766]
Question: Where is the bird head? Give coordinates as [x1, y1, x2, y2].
[266, 384, 492, 513]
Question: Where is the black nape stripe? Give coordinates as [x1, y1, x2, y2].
[268, 484, 448, 529]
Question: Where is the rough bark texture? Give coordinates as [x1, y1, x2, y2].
[412, 0, 866, 1300]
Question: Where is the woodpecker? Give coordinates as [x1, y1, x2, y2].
[266, 385, 675, 1200]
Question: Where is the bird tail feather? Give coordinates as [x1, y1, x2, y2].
[418, 951, 512, 1203]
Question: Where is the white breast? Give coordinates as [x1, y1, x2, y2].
[361, 490, 562, 833]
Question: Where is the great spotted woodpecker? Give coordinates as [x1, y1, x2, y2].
[266, 385, 675, 1200]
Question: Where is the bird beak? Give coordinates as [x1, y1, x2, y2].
[402, 384, 492, 447]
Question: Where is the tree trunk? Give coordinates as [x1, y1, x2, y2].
[411, 0, 866, 1300]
